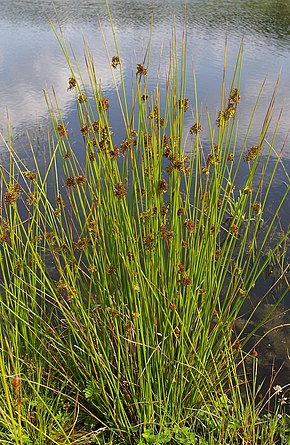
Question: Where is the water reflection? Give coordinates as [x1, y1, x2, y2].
[1, 0, 290, 45]
[0, 0, 290, 158]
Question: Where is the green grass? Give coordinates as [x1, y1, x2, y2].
[0, 6, 289, 444]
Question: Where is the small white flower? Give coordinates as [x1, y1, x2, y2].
[273, 385, 283, 394]
[279, 396, 288, 405]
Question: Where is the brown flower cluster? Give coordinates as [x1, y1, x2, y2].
[23, 170, 37, 181]
[114, 182, 127, 199]
[4, 183, 21, 205]
[67, 77, 77, 91]
[216, 87, 240, 127]
[178, 98, 189, 111]
[244, 145, 259, 161]
[136, 64, 147, 76]
[57, 124, 67, 138]
[99, 97, 109, 111]
[65, 175, 87, 188]
[190, 123, 202, 135]
[112, 55, 120, 68]
[160, 224, 174, 242]
[158, 179, 168, 194]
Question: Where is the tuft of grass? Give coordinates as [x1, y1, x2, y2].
[0, 6, 289, 444]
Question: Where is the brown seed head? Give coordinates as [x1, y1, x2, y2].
[230, 224, 239, 235]
[170, 302, 177, 311]
[185, 219, 196, 235]
[245, 145, 259, 161]
[23, 171, 36, 181]
[114, 182, 127, 199]
[11, 375, 21, 390]
[57, 124, 67, 138]
[78, 93, 87, 103]
[111, 55, 120, 68]
[174, 326, 181, 337]
[136, 64, 147, 76]
[190, 123, 202, 135]
[158, 179, 168, 194]
[67, 77, 77, 90]
[99, 97, 109, 111]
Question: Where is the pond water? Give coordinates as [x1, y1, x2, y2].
[1, 0, 290, 156]
[0, 0, 289, 385]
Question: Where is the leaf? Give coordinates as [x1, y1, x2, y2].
[142, 428, 157, 443]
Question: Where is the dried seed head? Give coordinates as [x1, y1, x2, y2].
[89, 151, 96, 161]
[207, 153, 220, 166]
[27, 192, 36, 206]
[56, 194, 65, 208]
[161, 205, 169, 216]
[136, 64, 147, 76]
[111, 55, 120, 68]
[143, 233, 154, 251]
[242, 186, 253, 195]
[160, 224, 174, 242]
[201, 166, 209, 175]
[11, 375, 21, 390]
[120, 138, 134, 153]
[99, 97, 109, 111]
[75, 175, 87, 186]
[114, 182, 127, 199]
[185, 219, 196, 235]
[57, 124, 67, 138]
[65, 177, 76, 188]
[127, 250, 134, 261]
[253, 202, 262, 213]
[74, 237, 89, 250]
[178, 98, 189, 111]
[179, 273, 192, 286]
[174, 326, 181, 336]
[229, 88, 241, 106]
[80, 125, 89, 135]
[190, 123, 202, 135]
[78, 93, 87, 103]
[158, 179, 168, 194]
[92, 121, 100, 133]
[4, 183, 21, 205]
[245, 145, 259, 161]
[110, 307, 119, 317]
[23, 170, 36, 181]
[67, 77, 77, 90]
[0, 231, 10, 244]
[110, 145, 119, 160]
[170, 302, 177, 311]
[230, 224, 239, 235]
[106, 264, 115, 275]
[178, 263, 185, 274]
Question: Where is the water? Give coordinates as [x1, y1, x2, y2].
[0, 0, 289, 385]
[1, 0, 290, 155]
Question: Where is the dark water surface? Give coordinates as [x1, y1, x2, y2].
[0, 0, 289, 384]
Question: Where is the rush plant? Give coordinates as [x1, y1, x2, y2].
[0, 5, 289, 444]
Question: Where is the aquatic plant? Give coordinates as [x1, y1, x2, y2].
[0, 5, 289, 444]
